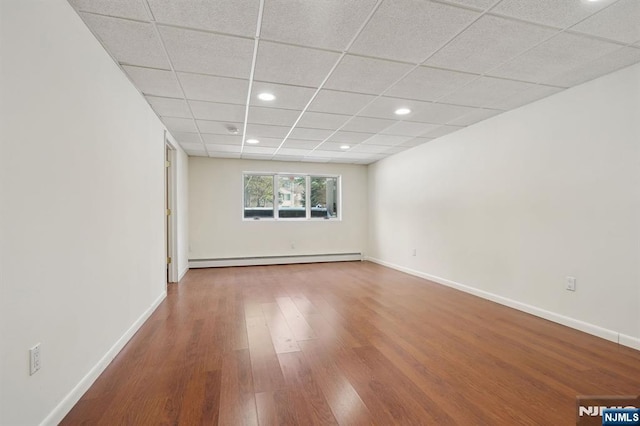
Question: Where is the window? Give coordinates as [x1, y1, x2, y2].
[278, 175, 306, 218]
[244, 174, 274, 219]
[243, 173, 341, 220]
[310, 176, 338, 218]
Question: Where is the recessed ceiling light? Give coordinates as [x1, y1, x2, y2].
[246, 139, 260, 144]
[258, 92, 275, 101]
[340, 145, 350, 150]
[395, 108, 411, 116]
[226, 126, 239, 135]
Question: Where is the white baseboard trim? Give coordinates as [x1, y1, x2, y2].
[190, 253, 363, 268]
[40, 290, 167, 426]
[178, 266, 189, 281]
[366, 256, 638, 351]
[619, 334, 640, 351]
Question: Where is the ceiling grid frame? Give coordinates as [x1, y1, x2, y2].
[67, 0, 640, 163]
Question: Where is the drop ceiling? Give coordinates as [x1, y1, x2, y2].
[68, 0, 640, 164]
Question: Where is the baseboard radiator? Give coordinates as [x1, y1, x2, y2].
[189, 252, 363, 268]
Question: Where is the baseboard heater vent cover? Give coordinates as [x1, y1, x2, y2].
[189, 253, 363, 268]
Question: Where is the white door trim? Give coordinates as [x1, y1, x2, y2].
[165, 134, 178, 283]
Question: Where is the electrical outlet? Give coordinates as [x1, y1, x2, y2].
[566, 276, 576, 292]
[30, 344, 41, 375]
[290, 242, 295, 249]
[412, 249, 416, 256]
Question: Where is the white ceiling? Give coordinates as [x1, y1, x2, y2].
[68, 0, 640, 164]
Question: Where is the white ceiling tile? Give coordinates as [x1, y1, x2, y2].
[446, 108, 502, 126]
[170, 132, 201, 144]
[243, 137, 283, 148]
[282, 140, 321, 149]
[205, 144, 241, 153]
[201, 135, 242, 146]
[425, 15, 558, 75]
[273, 155, 306, 162]
[358, 97, 438, 121]
[179, 142, 205, 151]
[197, 120, 243, 135]
[486, 85, 564, 110]
[288, 128, 334, 141]
[162, 117, 197, 133]
[146, 96, 190, 118]
[69, 0, 150, 20]
[296, 112, 352, 130]
[443, 0, 496, 10]
[306, 149, 342, 156]
[80, 14, 169, 69]
[123, 66, 182, 97]
[254, 42, 341, 87]
[362, 134, 410, 146]
[147, 0, 259, 37]
[324, 55, 414, 94]
[544, 46, 640, 87]
[341, 116, 396, 132]
[349, 144, 390, 154]
[440, 76, 537, 107]
[261, 0, 378, 51]
[241, 154, 274, 160]
[246, 124, 290, 139]
[250, 82, 316, 110]
[302, 157, 332, 163]
[243, 146, 278, 155]
[350, 0, 480, 63]
[209, 152, 242, 159]
[339, 151, 377, 160]
[380, 121, 441, 137]
[276, 148, 314, 157]
[399, 137, 433, 147]
[308, 90, 377, 115]
[422, 125, 463, 139]
[572, 0, 640, 44]
[492, 0, 617, 29]
[488, 33, 621, 83]
[159, 26, 253, 78]
[409, 102, 476, 124]
[316, 142, 356, 152]
[189, 101, 245, 122]
[386, 66, 478, 101]
[178, 73, 248, 104]
[326, 131, 375, 143]
[248, 107, 301, 127]
[185, 150, 208, 157]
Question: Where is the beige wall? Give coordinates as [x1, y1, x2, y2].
[189, 158, 368, 260]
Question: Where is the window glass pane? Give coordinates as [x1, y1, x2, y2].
[311, 177, 338, 218]
[277, 176, 306, 218]
[244, 175, 274, 218]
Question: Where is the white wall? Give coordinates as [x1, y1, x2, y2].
[368, 63, 640, 347]
[0, 0, 187, 424]
[189, 158, 368, 260]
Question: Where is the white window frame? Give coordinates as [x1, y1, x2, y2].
[242, 172, 341, 221]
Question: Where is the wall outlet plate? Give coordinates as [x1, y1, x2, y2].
[30, 344, 41, 375]
[566, 276, 576, 292]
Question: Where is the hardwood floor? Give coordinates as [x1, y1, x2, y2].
[61, 261, 640, 425]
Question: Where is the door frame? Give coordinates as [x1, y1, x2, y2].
[165, 134, 178, 283]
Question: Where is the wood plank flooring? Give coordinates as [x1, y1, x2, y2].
[61, 261, 640, 425]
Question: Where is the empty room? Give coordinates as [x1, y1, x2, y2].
[2, 0, 640, 425]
